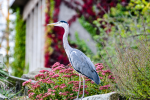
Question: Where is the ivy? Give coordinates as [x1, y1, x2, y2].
[11, 8, 26, 77]
[78, 16, 97, 37]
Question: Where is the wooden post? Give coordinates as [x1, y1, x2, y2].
[6, 0, 10, 68]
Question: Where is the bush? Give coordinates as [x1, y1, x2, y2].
[113, 41, 150, 99]
[23, 62, 115, 100]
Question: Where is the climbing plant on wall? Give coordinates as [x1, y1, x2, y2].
[11, 8, 26, 77]
[45, 0, 70, 68]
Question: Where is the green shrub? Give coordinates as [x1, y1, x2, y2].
[23, 62, 115, 100]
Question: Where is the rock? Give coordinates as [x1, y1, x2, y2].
[82, 92, 119, 100]
[0, 94, 8, 100]
[21, 67, 51, 80]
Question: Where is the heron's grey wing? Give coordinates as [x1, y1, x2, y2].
[69, 49, 100, 84]
[69, 50, 85, 73]
[75, 49, 96, 71]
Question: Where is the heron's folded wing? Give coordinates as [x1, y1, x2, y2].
[69, 50, 96, 75]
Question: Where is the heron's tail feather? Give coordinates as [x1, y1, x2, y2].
[92, 71, 101, 85]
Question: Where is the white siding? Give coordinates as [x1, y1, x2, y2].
[25, 0, 45, 72]
[41, 0, 45, 68]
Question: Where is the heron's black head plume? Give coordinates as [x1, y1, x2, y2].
[59, 20, 68, 25]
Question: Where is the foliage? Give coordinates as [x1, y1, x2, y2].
[23, 62, 115, 100]
[0, 68, 23, 99]
[128, 0, 150, 15]
[0, 68, 9, 88]
[112, 41, 150, 99]
[11, 8, 26, 77]
[69, 32, 93, 57]
[0, 87, 16, 99]
[93, 1, 150, 99]
[78, 17, 97, 37]
[93, 2, 150, 65]
[0, 86, 25, 99]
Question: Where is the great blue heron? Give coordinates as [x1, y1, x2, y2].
[48, 20, 101, 100]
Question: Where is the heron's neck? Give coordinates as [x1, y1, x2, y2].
[63, 26, 72, 51]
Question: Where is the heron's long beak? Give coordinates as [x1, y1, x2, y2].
[47, 23, 57, 26]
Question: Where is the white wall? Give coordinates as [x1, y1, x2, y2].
[25, 0, 45, 72]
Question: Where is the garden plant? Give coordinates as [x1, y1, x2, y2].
[23, 62, 115, 100]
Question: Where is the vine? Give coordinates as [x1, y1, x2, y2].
[45, 0, 69, 67]
[11, 8, 26, 77]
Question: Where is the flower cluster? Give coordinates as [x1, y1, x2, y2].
[22, 79, 32, 86]
[23, 62, 115, 100]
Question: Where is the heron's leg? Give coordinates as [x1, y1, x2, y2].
[81, 75, 85, 98]
[77, 74, 81, 99]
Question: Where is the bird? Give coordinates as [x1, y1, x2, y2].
[48, 20, 101, 100]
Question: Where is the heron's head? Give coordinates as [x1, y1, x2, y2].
[47, 20, 69, 27]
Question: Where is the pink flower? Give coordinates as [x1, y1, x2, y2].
[81, 85, 87, 88]
[59, 84, 67, 89]
[35, 73, 46, 80]
[59, 92, 62, 94]
[70, 73, 79, 76]
[70, 93, 73, 96]
[102, 70, 111, 73]
[85, 79, 91, 81]
[48, 88, 52, 92]
[46, 80, 55, 84]
[28, 92, 35, 98]
[48, 88, 56, 92]
[102, 72, 105, 75]
[68, 81, 74, 84]
[72, 89, 78, 92]
[108, 75, 115, 79]
[62, 75, 71, 78]
[53, 67, 62, 71]
[59, 92, 68, 96]
[54, 85, 59, 89]
[85, 90, 89, 94]
[33, 84, 40, 89]
[73, 81, 79, 86]
[39, 70, 49, 73]
[99, 85, 110, 90]
[64, 68, 74, 73]
[28, 90, 31, 93]
[22, 79, 32, 86]
[49, 72, 55, 77]
[91, 81, 94, 84]
[59, 69, 65, 73]
[51, 74, 59, 78]
[99, 77, 103, 79]
[52, 62, 60, 69]
[95, 63, 103, 66]
[52, 93, 55, 95]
